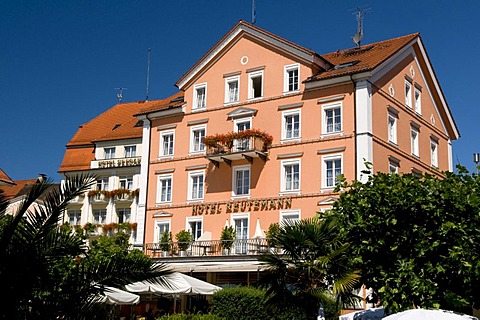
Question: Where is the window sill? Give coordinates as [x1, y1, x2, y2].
[282, 90, 300, 96]
[247, 97, 263, 102]
[191, 107, 207, 113]
[279, 190, 300, 196]
[157, 155, 174, 160]
[188, 151, 206, 156]
[321, 132, 343, 139]
[224, 101, 239, 107]
[388, 141, 398, 148]
[155, 202, 172, 207]
[411, 153, 420, 159]
[280, 137, 301, 144]
[186, 199, 204, 205]
[231, 195, 251, 200]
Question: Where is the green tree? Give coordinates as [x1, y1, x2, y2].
[327, 168, 480, 313]
[259, 218, 361, 319]
[0, 175, 170, 320]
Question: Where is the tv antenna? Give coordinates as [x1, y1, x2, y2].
[114, 87, 127, 102]
[351, 7, 370, 47]
[252, 0, 256, 25]
[145, 48, 151, 101]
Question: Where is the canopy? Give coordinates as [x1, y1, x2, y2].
[101, 286, 140, 305]
[383, 309, 478, 320]
[125, 272, 221, 295]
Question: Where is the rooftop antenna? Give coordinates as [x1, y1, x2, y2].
[351, 7, 370, 47]
[115, 87, 127, 102]
[252, 0, 256, 25]
[145, 48, 151, 101]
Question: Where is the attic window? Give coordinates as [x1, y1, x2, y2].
[170, 96, 184, 103]
[334, 60, 360, 70]
[112, 124, 121, 130]
[342, 45, 374, 56]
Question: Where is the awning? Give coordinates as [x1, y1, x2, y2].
[165, 260, 266, 273]
[125, 272, 221, 295]
[101, 286, 140, 305]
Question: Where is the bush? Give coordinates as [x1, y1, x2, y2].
[157, 314, 224, 320]
[212, 287, 268, 320]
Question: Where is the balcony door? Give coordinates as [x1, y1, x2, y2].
[234, 119, 251, 151]
[234, 217, 249, 254]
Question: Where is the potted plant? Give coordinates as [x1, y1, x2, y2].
[159, 231, 172, 257]
[220, 225, 236, 255]
[266, 222, 281, 253]
[175, 230, 193, 257]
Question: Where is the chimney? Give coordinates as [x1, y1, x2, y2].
[37, 173, 47, 183]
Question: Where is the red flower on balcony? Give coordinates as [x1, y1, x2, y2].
[203, 129, 273, 149]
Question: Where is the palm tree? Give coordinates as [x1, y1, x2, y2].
[259, 217, 361, 319]
[0, 175, 171, 320]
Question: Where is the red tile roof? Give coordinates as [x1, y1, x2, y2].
[59, 93, 183, 173]
[1, 179, 37, 198]
[309, 33, 419, 81]
[0, 168, 14, 185]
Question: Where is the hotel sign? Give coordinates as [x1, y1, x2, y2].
[192, 197, 292, 215]
[98, 157, 141, 168]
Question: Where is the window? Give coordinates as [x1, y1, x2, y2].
[117, 208, 131, 223]
[281, 159, 300, 193]
[323, 156, 342, 188]
[225, 76, 239, 103]
[233, 214, 249, 254]
[187, 218, 203, 241]
[193, 83, 207, 110]
[160, 130, 175, 157]
[96, 178, 109, 191]
[280, 210, 300, 224]
[323, 103, 342, 134]
[124, 145, 136, 158]
[282, 109, 301, 140]
[284, 64, 299, 92]
[405, 80, 412, 108]
[414, 87, 421, 114]
[188, 171, 204, 201]
[104, 147, 115, 160]
[389, 161, 399, 174]
[248, 71, 263, 99]
[157, 175, 173, 203]
[411, 127, 419, 157]
[93, 209, 106, 224]
[119, 176, 133, 190]
[431, 139, 438, 167]
[190, 125, 206, 153]
[233, 165, 250, 197]
[155, 220, 170, 242]
[68, 210, 81, 225]
[234, 118, 251, 151]
[388, 113, 397, 144]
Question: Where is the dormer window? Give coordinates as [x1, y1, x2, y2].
[104, 147, 115, 160]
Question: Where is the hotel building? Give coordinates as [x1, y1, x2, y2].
[133, 20, 459, 285]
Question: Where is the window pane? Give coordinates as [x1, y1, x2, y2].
[288, 68, 299, 91]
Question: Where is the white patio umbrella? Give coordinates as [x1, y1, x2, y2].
[100, 286, 140, 305]
[383, 309, 478, 320]
[125, 272, 221, 295]
[253, 218, 265, 238]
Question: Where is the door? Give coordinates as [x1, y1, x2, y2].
[234, 218, 248, 254]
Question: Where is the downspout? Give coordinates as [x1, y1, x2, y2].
[142, 114, 152, 247]
[351, 75, 357, 180]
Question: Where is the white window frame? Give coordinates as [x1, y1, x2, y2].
[224, 76, 240, 104]
[116, 207, 131, 223]
[231, 212, 250, 254]
[233, 118, 252, 152]
[322, 154, 343, 189]
[232, 165, 250, 198]
[124, 145, 136, 158]
[159, 130, 175, 157]
[187, 170, 205, 202]
[119, 176, 133, 190]
[284, 63, 300, 93]
[388, 113, 397, 144]
[411, 127, 419, 157]
[414, 87, 422, 114]
[104, 147, 116, 160]
[389, 161, 399, 174]
[193, 83, 207, 110]
[93, 209, 107, 224]
[189, 125, 206, 154]
[68, 210, 82, 225]
[405, 79, 412, 108]
[282, 109, 301, 141]
[96, 178, 109, 191]
[431, 139, 438, 167]
[154, 219, 171, 242]
[322, 102, 342, 135]
[280, 159, 301, 194]
[156, 174, 173, 204]
[280, 209, 301, 224]
[248, 71, 263, 99]
[186, 216, 203, 241]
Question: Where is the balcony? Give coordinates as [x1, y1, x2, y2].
[144, 238, 273, 258]
[204, 129, 272, 167]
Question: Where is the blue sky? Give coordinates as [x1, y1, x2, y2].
[1, 1, 479, 181]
